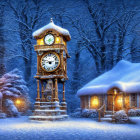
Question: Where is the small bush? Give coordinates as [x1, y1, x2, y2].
[136, 109, 140, 116]
[114, 110, 129, 123]
[0, 112, 6, 118]
[128, 109, 137, 116]
[70, 108, 98, 118]
[81, 109, 98, 118]
[70, 111, 82, 118]
[70, 108, 82, 118]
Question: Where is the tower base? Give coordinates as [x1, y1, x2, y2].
[29, 101, 68, 121]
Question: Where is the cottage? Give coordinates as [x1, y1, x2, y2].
[77, 60, 140, 113]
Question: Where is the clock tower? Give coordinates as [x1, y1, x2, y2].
[29, 18, 71, 121]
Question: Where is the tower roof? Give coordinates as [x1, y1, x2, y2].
[33, 18, 71, 41]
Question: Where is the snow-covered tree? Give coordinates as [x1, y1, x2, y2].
[0, 68, 30, 116]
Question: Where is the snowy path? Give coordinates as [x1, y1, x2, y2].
[0, 117, 140, 140]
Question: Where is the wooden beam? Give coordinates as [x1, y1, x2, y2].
[54, 79, 59, 101]
[36, 80, 40, 101]
[62, 82, 65, 102]
[36, 54, 39, 75]
[41, 81, 45, 101]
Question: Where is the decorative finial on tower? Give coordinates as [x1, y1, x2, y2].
[50, 18, 53, 23]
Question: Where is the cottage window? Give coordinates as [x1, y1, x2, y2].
[90, 96, 99, 109]
[131, 93, 137, 108]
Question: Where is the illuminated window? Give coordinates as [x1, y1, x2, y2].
[117, 96, 123, 104]
[90, 96, 99, 109]
[55, 37, 60, 43]
[37, 38, 44, 45]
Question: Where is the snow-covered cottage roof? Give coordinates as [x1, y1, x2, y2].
[33, 18, 71, 41]
[77, 60, 140, 96]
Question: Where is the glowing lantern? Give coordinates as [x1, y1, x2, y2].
[114, 89, 117, 95]
[15, 99, 22, 105]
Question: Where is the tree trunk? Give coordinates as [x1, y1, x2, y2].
[0, 3, 5, 77]
[116, 30, 124, 62]
[19, 23, 32, 82]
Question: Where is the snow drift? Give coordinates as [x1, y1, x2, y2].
[77, 60, 140, 96]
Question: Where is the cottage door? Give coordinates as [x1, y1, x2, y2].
[107, 94, 113, 111]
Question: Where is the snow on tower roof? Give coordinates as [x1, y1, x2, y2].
[33, 18, 71, 41]
[77, 60, 140, 96]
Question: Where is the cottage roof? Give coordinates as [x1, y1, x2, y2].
[77, 60, 140, 96]
[32, 18, 71, 41]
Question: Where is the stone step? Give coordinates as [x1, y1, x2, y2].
[101, 117, 112, 122]
[39, 105, 59, 110]
[105, 111, 113, 115]
[104, 114, 113, 118]
[33, 109, 67, 116]
[29, 115, 68, 121]
[34, 105, 63, 110]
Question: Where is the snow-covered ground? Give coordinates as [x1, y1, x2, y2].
[0, 117, 140, 140]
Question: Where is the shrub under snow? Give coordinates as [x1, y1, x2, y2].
[136, 109, 140, 116]
[128, 109, 140, 116]
[81, 109, 98, 118]
[128, 109, 137, 116]
[70, 108, 82, 118]
[114, 110, 129, 123]
[70, 108, 98, 118]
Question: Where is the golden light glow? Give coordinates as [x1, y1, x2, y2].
[37, 38, 44, 45]
[114, 89, 117, 95]
[91, 96, 99, 108]
[117, 97, 122, 104]
[63, 40, 66, 46]
[55, 37, 60, 43]
[16, 99, 21, 105]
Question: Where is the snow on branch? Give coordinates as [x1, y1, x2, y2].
[0, 69, 29, 98]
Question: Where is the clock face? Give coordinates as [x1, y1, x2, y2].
[41, 52, 60, 72]
[44, 34, 54, 45]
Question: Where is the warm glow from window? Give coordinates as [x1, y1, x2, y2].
[37, 38, 44, 45]
[55, 37, 60, 43]
[91, 96, 99, 108]
[117, 97, 122, 104]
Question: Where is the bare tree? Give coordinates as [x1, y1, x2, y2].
[0, 1, 6, 76]
[68, 0, 120, 73]
[6, 0, 45, 82]
[115, 8, 137, 62]
[68, 0, 140, 74]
